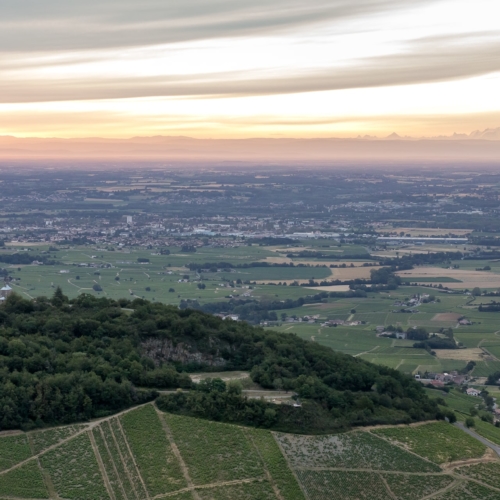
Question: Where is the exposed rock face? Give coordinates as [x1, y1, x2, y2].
[141, 337, 227, 367]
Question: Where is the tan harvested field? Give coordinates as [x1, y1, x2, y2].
[434, 348, 485, 361]
[263, 256, 293, 264]
[305, 285, 351, 292]
[5, 242, 44, 247]
[397, 266, 500, 289]
[330, 266, 380, 280]
[271, 246, 311, 253]
[432, 313, 463, 322]
[256, 266, 378, 284]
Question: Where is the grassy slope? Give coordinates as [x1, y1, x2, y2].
[1, 404, 500, 500]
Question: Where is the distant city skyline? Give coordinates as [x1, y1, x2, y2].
[1, 0, 499, 140]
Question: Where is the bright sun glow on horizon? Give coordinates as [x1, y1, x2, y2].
[0, 0, 499, 139]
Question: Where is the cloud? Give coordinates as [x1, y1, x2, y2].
[1, 33, 499, 103]
[0, 0, 425, 52]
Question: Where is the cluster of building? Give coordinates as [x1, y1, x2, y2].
[414, 371, 469, 387]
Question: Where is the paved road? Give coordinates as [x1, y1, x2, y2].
[454, 422, 500, 457]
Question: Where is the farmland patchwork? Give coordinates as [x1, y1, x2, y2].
[1, 405, 500, 499]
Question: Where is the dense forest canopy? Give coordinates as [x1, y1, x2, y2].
[0, 290, 442, 431]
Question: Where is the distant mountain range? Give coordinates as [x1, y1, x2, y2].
[1, 127, 499, 163]
[381, 127, 500, 141]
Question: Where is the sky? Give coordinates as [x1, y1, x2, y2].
[1, 0, 499, 139]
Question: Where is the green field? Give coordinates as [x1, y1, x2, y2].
[400, 277, 463, 283]
[1, 404, 500, 500]
[7, 243, 500, 384]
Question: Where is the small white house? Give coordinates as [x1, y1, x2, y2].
[466, 388, 481, 397]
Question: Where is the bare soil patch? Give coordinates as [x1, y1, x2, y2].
[189, 371, 249, 382]
[305, 285, 351, 292]
[432, 313, 462, 322]
[397, 266, 500, 289]
[434, 348, 484, 361]
[331, 267, 379, 280]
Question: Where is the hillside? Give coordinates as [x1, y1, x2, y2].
[1, 404, 499, 500]
[0, 290, 444, 432]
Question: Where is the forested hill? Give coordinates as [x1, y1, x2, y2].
[0, 290, 443, 431]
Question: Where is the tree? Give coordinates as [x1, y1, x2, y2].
[465, 417, 475, 428]
[350, 309, 356, 314]
[92, 284, 103, 292]
[472, 287, 482, 296]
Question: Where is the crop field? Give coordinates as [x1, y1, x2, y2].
[296, 470, 390, 500]
[121, 405, 186, 496]
[40, 432, 109, 500]
[455, 462, 500, 490]
[373, 422, 486, 464]
[29, 424, 87, 454]
[275, 431, 440, 472]
[164, 413, 264, 485]
[0, 460, 48, 499]
[382, 474, 455, 500]
[3, 406, 500, 499]
[432, 480, 500, 499]
[0, 433, 32, 472]
[396, 267, 500, 289]
[10, 241, 500, 383]
[0, 404, 305, 500]
[276, 424, 500, 500]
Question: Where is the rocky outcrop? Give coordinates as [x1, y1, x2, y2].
[141, 337, 227, 367]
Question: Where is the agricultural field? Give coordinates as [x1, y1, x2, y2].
[2, 403, 500, 499]
[7, 239, 500, 384]
[277, 424, 500, 500]
[396, 266, 500, 289]
[0, 404, 304, 500]
[372, 422, 486, 464]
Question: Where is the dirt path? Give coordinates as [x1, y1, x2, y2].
[353, 345, 379, 358]
[108, 421, 143, 500]
[152, 477, 265, 499]
[155, 408, 201, 500]
[89, 429, 117, 500]
[419, 478, 460, 500]
[244, 429, 284, 500]
[116, 419, 150, 499]
[39, 457, 60, 500]
[443, 448, 498, 470]
[2, 401, 155, 476]
[293, 467, 445, 475]
[98, 425, 130, 500]
[379, 473, 397, 499]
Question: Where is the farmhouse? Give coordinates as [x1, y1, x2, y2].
[0, 284, 12, 298]
[466, 388, 481, 397]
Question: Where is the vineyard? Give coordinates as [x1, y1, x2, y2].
[372, 421, 486, 463]
[1, 405, 500, 499]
